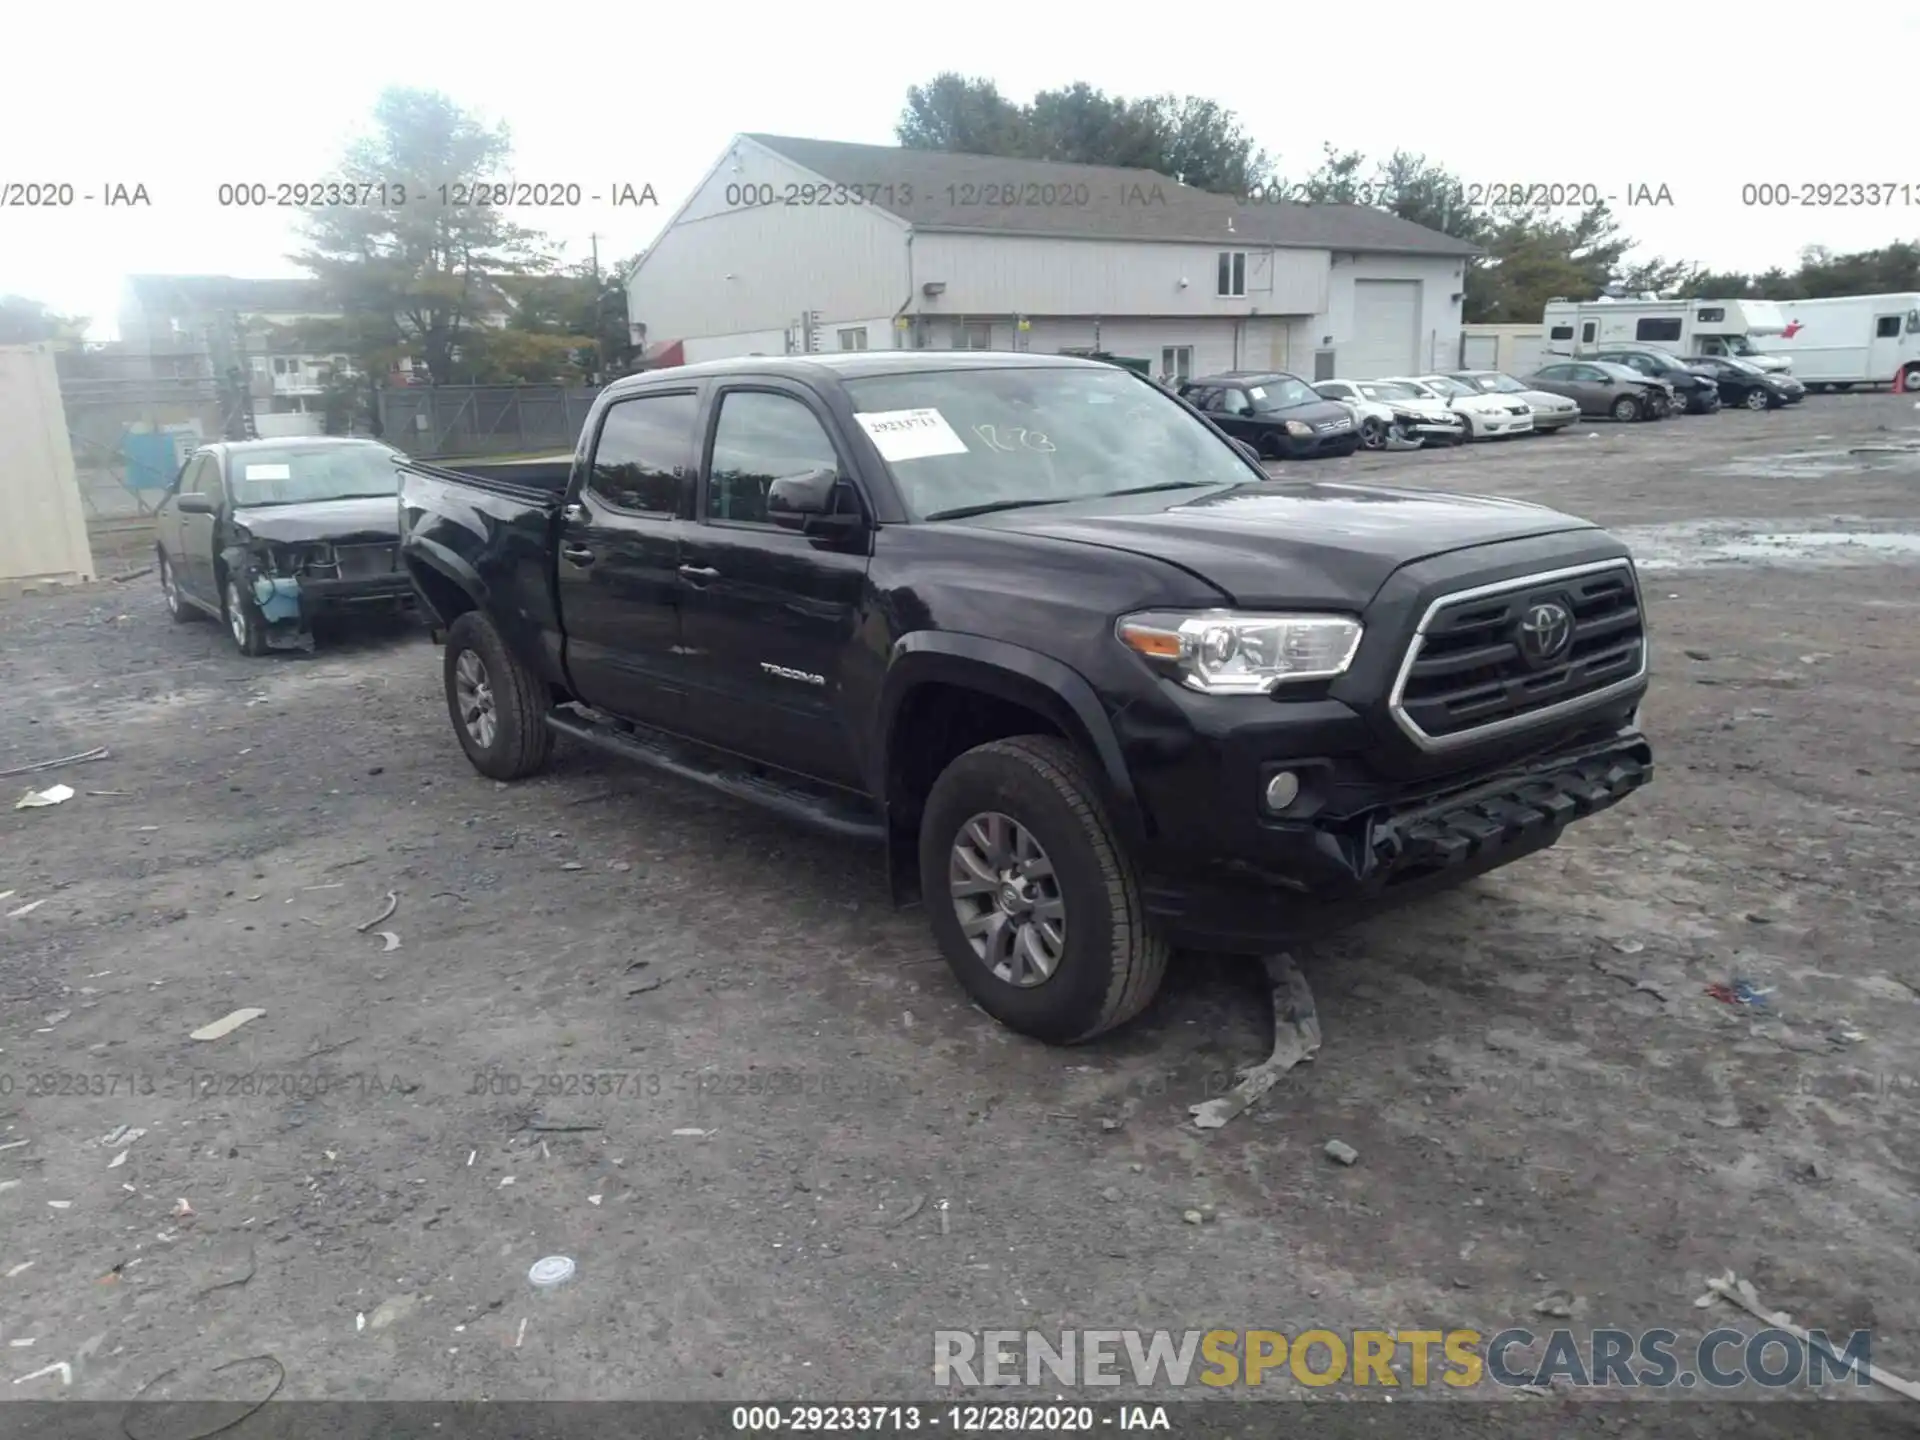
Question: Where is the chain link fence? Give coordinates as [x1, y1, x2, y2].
[376, 385, 603, 458]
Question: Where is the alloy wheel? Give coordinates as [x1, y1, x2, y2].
[1359, 416, 1388, 450]
[454, 649, 498, 750]
[1745, 387, 1769, 411]
[948, 811, 1066, 988]
[227, 581, 249, 649]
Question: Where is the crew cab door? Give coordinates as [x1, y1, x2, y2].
[675, 382, 873, 790]
[553, 387, 700, 732]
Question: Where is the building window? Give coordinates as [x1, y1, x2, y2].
[1217, 251, 1247, 298]
[837, 327, 868, 351]
[1160, 346, 1193, 382]
[955, 323, 992, 350]
[1636, 317, 1683, 342]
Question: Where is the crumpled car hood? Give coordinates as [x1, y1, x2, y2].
[231, 496, 400, 545]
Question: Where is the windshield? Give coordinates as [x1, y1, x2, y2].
[229, 444, 403, 507]
[1420, 376, 1474, 398]
[1721, 335, 1760, 355]
[843, 365, 1254, 521]
[1358, 381, 1420, 401]
[1243, 376, 1318, 411]
[1468, 373, 1527, 394]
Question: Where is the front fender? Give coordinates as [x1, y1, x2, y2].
[876, 632, 1144, 840]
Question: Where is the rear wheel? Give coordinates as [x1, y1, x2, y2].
[443, 610, 553, 780]
[920, 736, 1169, 1045]
[1611, 394, 1642, 423]
[1903, 363, 1920, 393]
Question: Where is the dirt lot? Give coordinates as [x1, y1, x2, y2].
[3, 395, 1918, 1418]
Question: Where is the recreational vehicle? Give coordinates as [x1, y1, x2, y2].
[1750, 294, 1920, 390]
[1541, 298, 1792, 374]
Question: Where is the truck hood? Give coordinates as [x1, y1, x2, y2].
[959, 479, 1599, 608]
[231, 496, 401, 545]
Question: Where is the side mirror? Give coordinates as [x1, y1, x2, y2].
[176, 493, 216, 515]
[767, 468, 861, 536]
[1231, 438, 1262, 465]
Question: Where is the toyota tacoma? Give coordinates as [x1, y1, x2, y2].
[398, 353, 1653, 1044]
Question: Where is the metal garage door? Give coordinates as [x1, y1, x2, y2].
[1345, 280, 1421, 378]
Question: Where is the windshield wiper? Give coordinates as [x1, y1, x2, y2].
[1102, 481, 1227, 497]
[923, 497, 1081, 521]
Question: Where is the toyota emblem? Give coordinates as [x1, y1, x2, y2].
[1517, 601, 1573, 666]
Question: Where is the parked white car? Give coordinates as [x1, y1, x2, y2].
[1445, 370, 1581, 432]
[1315, 379, 1466, 448]
[1388, 375, 1536, 439]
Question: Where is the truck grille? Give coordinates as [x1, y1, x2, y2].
[1389, 561, 1646, 749]
[335, 543, 397, 578]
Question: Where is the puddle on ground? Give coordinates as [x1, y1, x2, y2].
[1616, 520, 1920, 571]
[1709, 442, 1920, 481]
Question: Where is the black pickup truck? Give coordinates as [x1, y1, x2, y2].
[398, 353, 1652, 1044]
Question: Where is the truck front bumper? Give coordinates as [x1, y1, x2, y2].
[1135, 728, 1652, 952]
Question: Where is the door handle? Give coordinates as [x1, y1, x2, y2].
[561, 545, 595, 566]
[678, 564, 720, 581]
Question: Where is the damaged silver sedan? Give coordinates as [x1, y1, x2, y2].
[153, 437, 413, 655]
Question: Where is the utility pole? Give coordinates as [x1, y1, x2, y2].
[589, 233, 601, 287]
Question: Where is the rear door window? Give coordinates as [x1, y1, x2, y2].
[587, 392, 699, 515]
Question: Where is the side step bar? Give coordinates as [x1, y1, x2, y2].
[543, 708, 886, 844]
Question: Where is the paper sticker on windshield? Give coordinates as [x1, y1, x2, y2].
[1248, 386, 1267, 400]
[854, 408, 970, 462]
[244, 463, 292, 481]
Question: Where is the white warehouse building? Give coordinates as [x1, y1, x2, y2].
[626, 135, 1479, 382]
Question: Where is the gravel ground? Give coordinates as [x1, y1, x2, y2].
[2, 394, 1918, 1419]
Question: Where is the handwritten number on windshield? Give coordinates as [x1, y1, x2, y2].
[973, 424, 1056, 453]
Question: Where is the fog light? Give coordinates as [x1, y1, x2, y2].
[1264, 771, 1300, 811]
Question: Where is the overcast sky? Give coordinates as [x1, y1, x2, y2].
[7, 3, 1918, 339]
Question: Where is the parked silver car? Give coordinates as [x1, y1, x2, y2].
[1313, 379, 1466, 447]
[1446, 371, 1581, 433]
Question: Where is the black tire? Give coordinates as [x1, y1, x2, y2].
[1257, 431, 1288, 461]
[222, 574, 269, 657]
[1611, 394, 1642, 423]
[1358, 416, 1388, 450]
[1743, 386, 1770, 411]
[1904, 364, 1920, 394]
[443, 610, 553, 781]
[919, 735, 1169, 1045]
[158, 552, 195, 623]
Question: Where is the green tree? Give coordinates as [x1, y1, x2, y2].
[292, 87, 550, 386]
[0, 294, 88, 346]
[895, 75, 1271, 194]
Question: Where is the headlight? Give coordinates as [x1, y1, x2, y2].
[1283, 420, 1314, 437]
[1116, 610, 1364, 694]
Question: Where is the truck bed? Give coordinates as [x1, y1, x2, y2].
[397, 456, 571, 686]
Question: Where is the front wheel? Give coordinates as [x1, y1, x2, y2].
[224, 576, 268, 656]
[1743, 386, 1770, 411]
[1611, 395, 1642, 423]
[443, 610, 554, 780]
[159, 553, 195, 623]
[1257, 431, 1289, 461]
[919, 736, 1169, 1045]
[1358, 416, 1388, 450]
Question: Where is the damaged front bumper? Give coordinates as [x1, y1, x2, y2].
[239, 558, 413, 651]
[1139, 729, 1653, 951]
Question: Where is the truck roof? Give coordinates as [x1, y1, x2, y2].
[605, 350, 1114, 397]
